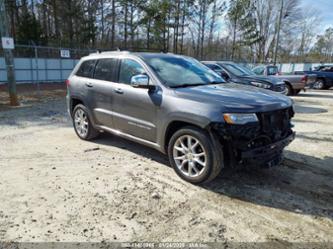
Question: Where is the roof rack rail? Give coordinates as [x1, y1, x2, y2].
[89, 49, 130, 56]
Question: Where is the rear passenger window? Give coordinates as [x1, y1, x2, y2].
[76, 60, 96, 78]
[267, 66, 278, 75]
[94, 59, 116, 81]
[119, 59, 145, 84]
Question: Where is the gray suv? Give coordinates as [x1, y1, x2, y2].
[67, 52, 295, 184]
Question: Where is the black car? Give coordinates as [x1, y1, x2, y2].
[202, 61, 287, 94]
[67, 52, 295, 184]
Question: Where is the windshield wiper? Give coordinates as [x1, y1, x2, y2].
[170, 83, 207, 88]
[207, 81, 225, 85]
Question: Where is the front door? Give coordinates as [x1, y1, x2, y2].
[112, 58, 159, 142]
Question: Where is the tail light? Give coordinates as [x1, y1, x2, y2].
[301, 75, 307, 83]
[65, 79, 70, 87]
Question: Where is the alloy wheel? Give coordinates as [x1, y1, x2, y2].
[172, 135, 207, 178]
[314, 80, 324, 89]
[74, 108, 89, 137]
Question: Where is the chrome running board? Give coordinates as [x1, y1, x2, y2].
[96, 125, 162, 151]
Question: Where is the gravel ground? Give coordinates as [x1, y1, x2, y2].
[0, 89, 332, 243]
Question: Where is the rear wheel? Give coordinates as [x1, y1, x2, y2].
[292, 89, 301, 96]
[73, 104, 99, 140]
[168, 126, 223, 184]
[313, 79, 325, 90]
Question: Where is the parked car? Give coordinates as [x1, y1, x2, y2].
[252, 65, 317, 95]
[67, 52, 295, 184]
[202, 61, 287, 94]
[303, 65, 333, 90]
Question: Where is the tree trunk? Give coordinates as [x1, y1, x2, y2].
[111, 0, 116, 48]
[124, 0, 128, 48]
[130, 1, 135, 48]
[147, 19, 151, 49]
[200, 0, 207, 59]
[101, 0, 105, 43]
[180, 1, 186, 54]
[208, 0, 217, 48]
[52, 0, 60, 38]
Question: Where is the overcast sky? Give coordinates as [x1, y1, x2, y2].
[301, 0, 333, 34]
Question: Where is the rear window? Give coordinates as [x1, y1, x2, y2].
[93, 58, 117, 81]
[76, 60, 96, 78]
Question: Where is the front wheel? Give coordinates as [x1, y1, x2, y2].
[285, 84, 293, 96]
[168, 127, 223, 184]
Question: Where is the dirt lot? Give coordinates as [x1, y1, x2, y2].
[0, 86, 332, 243]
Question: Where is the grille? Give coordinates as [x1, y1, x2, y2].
[257, 107, 293, 141]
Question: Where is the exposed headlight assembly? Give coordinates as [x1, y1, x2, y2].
[250, 81, 271, 89]
[223, 113, 258, 125]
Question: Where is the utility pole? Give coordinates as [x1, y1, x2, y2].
[0, 0, 19, 106]
[273, 0, 284, 66]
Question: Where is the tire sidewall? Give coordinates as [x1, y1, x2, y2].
[72, 104, 92, 140]
[168, 127, 215, 184]
[286, 84, 292, 96]
[314, 80, 324, 89]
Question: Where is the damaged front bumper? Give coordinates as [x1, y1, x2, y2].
[211, 108, 295, 168]
[240, 132, 295, 167]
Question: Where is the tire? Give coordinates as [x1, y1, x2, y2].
[292, 89, 301, 96]
[285, 84, 293, 96]
[167, 126, 223, 184]
[313, 79, 325, 90]
[72, 104, 99, 140]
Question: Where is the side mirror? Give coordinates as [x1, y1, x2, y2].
[130, 74, 155, 90]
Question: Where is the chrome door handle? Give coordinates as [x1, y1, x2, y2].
[85, 82, 93, 88]
[114, 88, 124, 94]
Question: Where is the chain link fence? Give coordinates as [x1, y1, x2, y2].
[0, 44, 162, 105]
[0, 44, 98, 104]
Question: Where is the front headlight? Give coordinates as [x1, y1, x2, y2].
[250, 81, 271, 89]
[223, 113, 258, 125]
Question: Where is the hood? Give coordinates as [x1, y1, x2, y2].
[237, 75, 283, 84]
[173, 83, 292, 113]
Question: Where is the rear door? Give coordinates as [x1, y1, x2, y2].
[321, 66, 333, 84]
[88, 58, 118, 127]
[111, 58, 158, 142]
[72, 59, 96, 111]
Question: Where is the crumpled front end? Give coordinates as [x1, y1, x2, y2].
[212, 107, 295, 168]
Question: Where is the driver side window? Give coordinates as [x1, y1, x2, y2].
[119, 59, 145, 84]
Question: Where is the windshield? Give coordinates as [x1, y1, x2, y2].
[222, 63, 255, 76]
[237, 64, 256, 75]
[141, 55, 225, 87]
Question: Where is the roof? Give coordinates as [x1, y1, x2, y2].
[82, 51, 180, 60]
[202, 60, 236, 65]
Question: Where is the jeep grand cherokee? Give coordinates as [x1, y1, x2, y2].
[66, 52, 295, 184]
